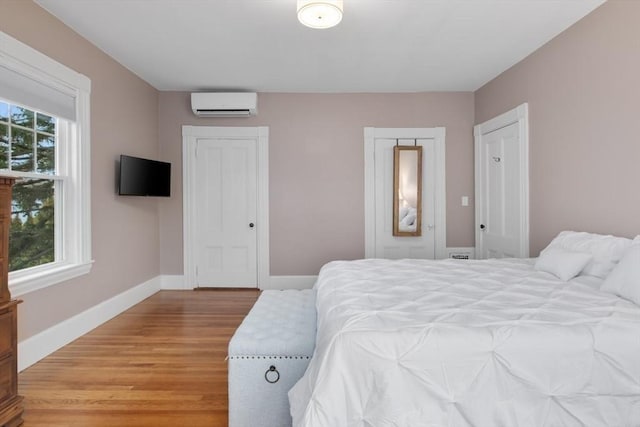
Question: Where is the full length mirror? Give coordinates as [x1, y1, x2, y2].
[393, 145, 422, 236]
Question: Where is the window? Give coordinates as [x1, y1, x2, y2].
[0, 31, 92, 296]
[1, 101, 58, 271]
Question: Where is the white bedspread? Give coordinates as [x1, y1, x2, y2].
[289, 258, 640, 427]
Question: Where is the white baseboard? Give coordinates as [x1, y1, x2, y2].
[18, 276, 162, 372]
[263, 275, 317, 290]
[159, 274, 317, 290]
[160, 274, 186, 290]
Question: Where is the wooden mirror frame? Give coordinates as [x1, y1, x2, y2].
[393, 145, 422, 237]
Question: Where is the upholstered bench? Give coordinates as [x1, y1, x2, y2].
[228, 289, 316, 427]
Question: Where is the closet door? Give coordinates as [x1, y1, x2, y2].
[194, 138, 257, 287]
[364, 127, 446, 260]
[474, 103, 529, 259]
[373, 138, 435, 259]
[182, 126, 269, 290]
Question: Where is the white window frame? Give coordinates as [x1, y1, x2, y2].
[0, 31, 92, 297]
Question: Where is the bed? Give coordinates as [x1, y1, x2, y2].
[288, 232, 640, 426]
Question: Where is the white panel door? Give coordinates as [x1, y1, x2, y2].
[475, 104, 529, 259]
[374, 138, 436, 259]
[195, 138, 257, 287]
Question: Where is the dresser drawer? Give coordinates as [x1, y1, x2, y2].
[0, 355, 15, 404]
[0, 308, 14, 359]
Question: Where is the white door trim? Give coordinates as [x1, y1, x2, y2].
[182, 126, 270, 289]
[364, 127, 447, 259]
[474, 103, 529, 258]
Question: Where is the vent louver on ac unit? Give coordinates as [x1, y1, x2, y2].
[191, 92, 257, 118]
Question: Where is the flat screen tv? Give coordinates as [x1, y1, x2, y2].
[118, 155, 171, 197]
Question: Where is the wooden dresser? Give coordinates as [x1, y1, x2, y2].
[0, 177, 23, 427]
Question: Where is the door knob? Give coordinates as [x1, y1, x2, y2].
[249, 223, 255, 228]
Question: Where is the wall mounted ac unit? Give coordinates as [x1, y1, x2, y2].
[191, 92, 257, 117]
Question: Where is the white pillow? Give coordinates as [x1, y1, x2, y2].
[401, 213, 416, 226]
[601, 236, 640, 305]
[542, 231, 632, 278]
[399, 206, 409, 220]
[534, 247, 593, 281]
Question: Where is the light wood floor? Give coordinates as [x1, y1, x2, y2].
[18, 289, 260, 427]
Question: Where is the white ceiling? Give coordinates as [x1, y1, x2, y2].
[35, 0, 605, 93]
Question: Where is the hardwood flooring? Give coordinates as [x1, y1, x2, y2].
[18, 289, 260, 427]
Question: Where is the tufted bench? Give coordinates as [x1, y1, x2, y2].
[228, 289, 316, 427]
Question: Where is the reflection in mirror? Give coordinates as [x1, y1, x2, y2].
[393, 145, 422, 236]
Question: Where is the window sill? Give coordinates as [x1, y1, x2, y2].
[9, 261, 94, 298]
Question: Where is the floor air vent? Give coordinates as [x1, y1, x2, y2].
[446, 248, 474, 260]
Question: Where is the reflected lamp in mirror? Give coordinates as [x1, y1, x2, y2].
[393, 145, 422, 236]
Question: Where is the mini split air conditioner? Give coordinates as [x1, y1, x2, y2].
[191, 92, 257, 117]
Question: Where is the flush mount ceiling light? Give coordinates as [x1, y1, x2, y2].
[297, 0, 344, 29]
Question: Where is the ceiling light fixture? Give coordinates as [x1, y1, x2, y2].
[297, 0, 343, 29]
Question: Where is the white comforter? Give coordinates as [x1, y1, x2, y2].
[289, 258, 640, 427]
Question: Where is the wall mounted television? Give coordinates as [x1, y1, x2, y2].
[118, 155, 171, 197]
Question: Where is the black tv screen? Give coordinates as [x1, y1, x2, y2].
[118, 155, 171, 197]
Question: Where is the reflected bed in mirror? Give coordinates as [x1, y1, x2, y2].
[393, 145, 422, 236]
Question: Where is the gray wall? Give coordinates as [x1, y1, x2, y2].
[158, 92, 475, 276]
[475, 0, 639, 255]
[1, 0, 161, 340]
